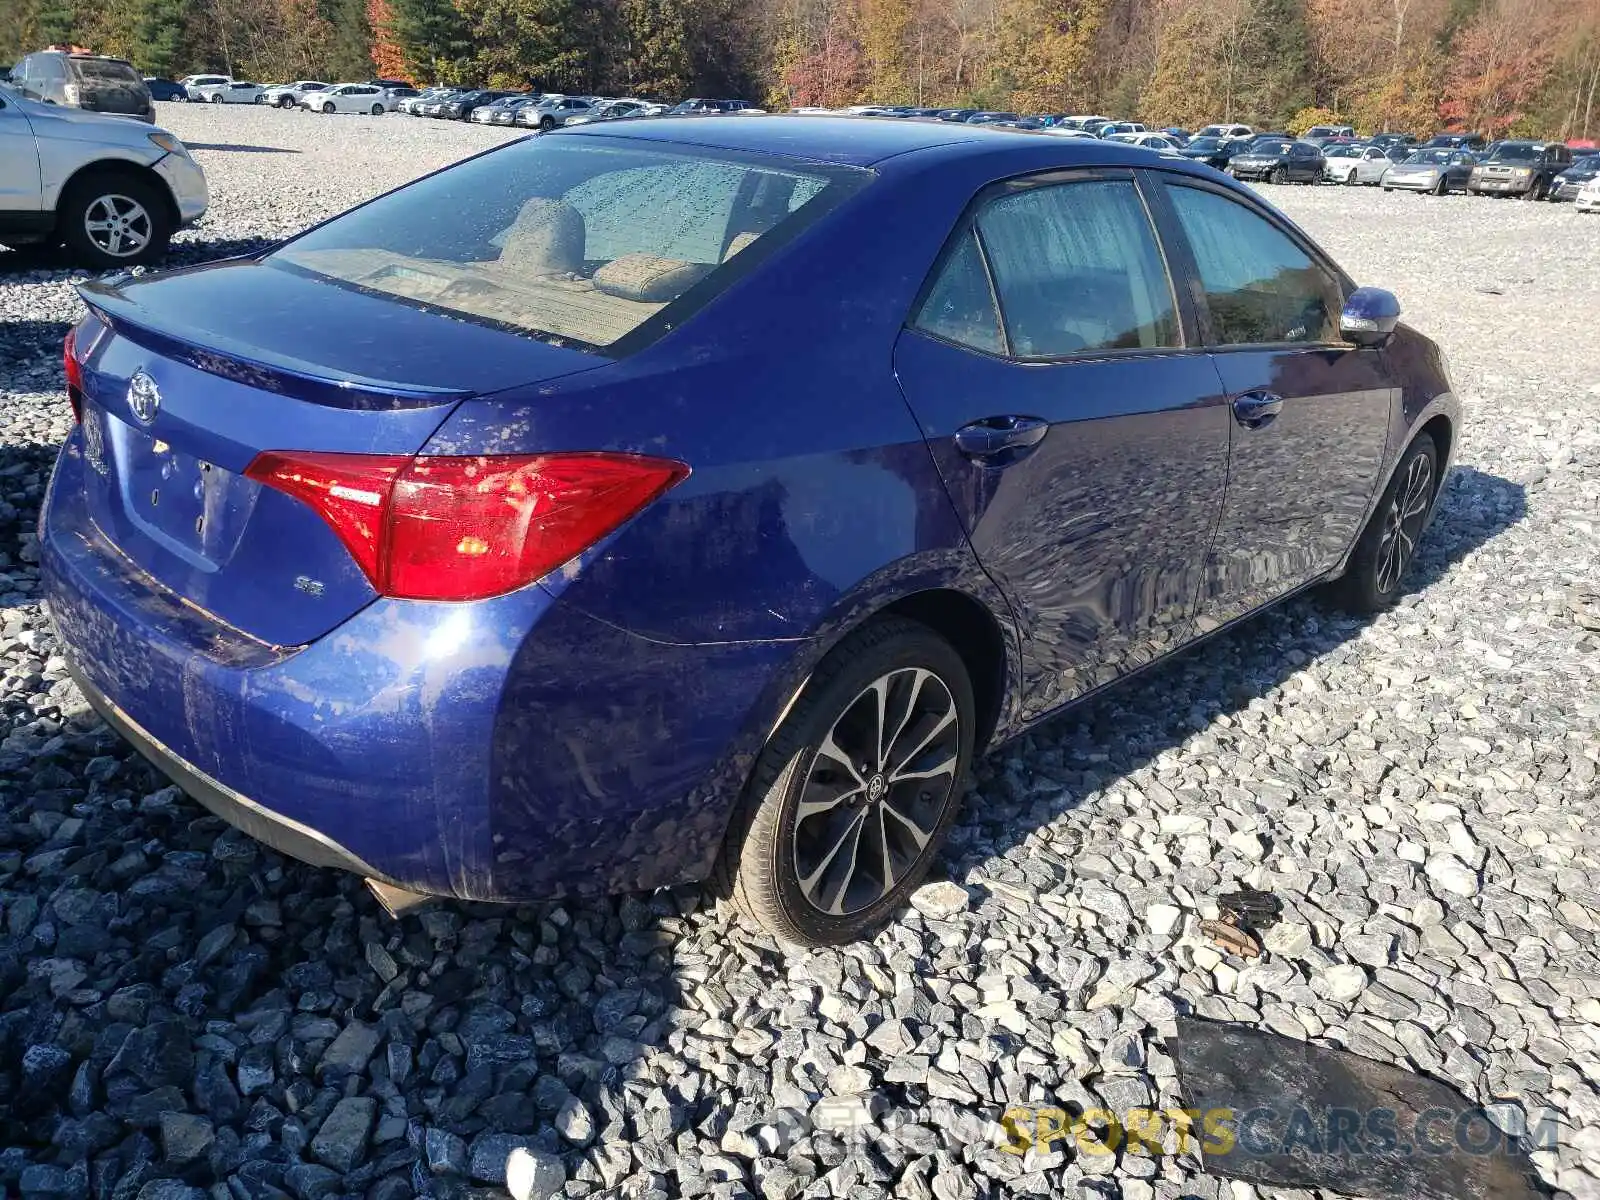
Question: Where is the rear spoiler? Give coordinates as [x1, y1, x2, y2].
[77, 280, 472, 412]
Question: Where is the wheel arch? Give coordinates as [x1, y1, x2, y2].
[878, 587, 1008, 757]
[54, 160, 180, 234]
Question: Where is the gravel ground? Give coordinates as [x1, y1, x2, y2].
[2, 105, 1598, 1200]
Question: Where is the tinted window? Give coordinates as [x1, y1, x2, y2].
[69, 58, 141, 84]
[975, 179, 1179, 358]
[273, 139, 863, 350]
[1166, 185, 1340, 346]
[913, 228, 1004, 354]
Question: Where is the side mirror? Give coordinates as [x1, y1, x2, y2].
[1341, 286, 1401, 347]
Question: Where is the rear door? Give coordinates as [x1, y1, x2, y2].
[1150, 175, 1393, 631]
[895, 170, 1231, 718]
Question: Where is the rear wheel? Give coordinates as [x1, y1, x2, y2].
[58, 172, 172, 269]
[715, 617, 976, 946]
[1336, 434, 1438, 613]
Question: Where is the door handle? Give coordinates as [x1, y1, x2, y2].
[1231, 391, 1285, 430]
[953, 416, 1049, 462]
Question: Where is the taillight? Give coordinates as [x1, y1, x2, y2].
[245, 451, 688, 602]
[63, 327, 83, 424]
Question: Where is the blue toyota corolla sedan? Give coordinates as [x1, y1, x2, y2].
[43, 116, 1458, 945]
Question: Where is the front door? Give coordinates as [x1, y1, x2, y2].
[895, 171, 1232, 718]
[1154, 178, 1394, 631]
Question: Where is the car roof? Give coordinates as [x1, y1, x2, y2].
[558, 113, 1164, 167]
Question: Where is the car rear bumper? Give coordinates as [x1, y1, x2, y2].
[42, 430, 799, 901]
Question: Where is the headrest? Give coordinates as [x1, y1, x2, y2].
[591, 254, 711, 302]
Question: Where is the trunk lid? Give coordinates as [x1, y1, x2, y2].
[72, 262, 606, 646]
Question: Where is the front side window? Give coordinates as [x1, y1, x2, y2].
[1165, 184, 1341, 346]
[973, 178, 1179, 358]
[272, 139, 866, 351]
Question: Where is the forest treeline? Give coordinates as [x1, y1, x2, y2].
[3, 0, 1597, 139]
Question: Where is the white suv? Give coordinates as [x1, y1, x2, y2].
[0, 84, 208, 268]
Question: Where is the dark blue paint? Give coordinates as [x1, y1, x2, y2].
[41, 117, 1460, 901]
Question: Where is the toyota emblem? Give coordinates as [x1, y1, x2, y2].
[127, 370, 160, 424]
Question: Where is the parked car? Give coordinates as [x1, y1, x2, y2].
[514, 95, 596, 130]
[382, 86, 419, 108]
[1062, 114, 1112, 131]
[1178, 135, 1252, 170]
[0, 81, 206, 266]
[470, 94, 535, 125]
[418, 90, 470, 117]
[368, 78, 412, 90]
[1381, 148, 1477, 195]
[10, 51, 154, 123]
[41, 116, 1456, 944]
[398, 87, 452, 115]
[193, 80, 266, 104]
[1368, 133, 1417, 151]
[670, 98, 755, 114]
[1422, 132, 1487, 152]
[564, 98, 660, 125]
[936, 108, 978, 122]
[179, 73, 230, 96]
[262, 81, 329, 109]
[305, 83, 397, 116]
[435, 89, 519, 120]
[1229, 138, 1326, 183]
[1467, 140, 1573, 199]
[144, 78, 188, 102]
[1577, 175, 1600, 212]
[1095, 121, 1146, 138]
[1246, 131, 1293, 145]
[1107, 131, 1181, 151]
[1197, 122, 1253, 139]
[1302, 124, 1355, 145]
[1330, 143, 1406, 185]
[1547, 154, 1600, 202]
[1160, 127, 1190, 143]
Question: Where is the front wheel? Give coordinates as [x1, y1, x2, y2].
[1433, 176, 1448, 196]
[539, 115, 556, 131]
[1336, 434, 1439, 613]
[715, 617, 976, 946]
[278, 96, 294, 109]
[209, 94, 222, 104]
[1268, 166, 1286, 184]
[1523, 180, 1546, 201]
[323, 103, 336, 114]
[371, 104, 384, 115]
[58, 173, 173, 269]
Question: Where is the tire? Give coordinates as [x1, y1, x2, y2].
[539, 115, 556, 131]
[278, 96, 294, 109]
[1523, 180, 1546, 201]
[323, 102, 336, 115]
[1268, 166, 1286, 184]
[1433, 176, 1448, 196]
[714, 616, 977, 946]
[1384, 186, 1393, 192]
[58, 171, 173, 270]
[1336, 433, 1439, 613]
[173, 93, 186, 103]
[1345, 168, 1359, 185]
[371, 104, 384, 115]
[209, 94, 222, 104]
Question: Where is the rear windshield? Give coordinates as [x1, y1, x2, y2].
[69, 58, 142, 84]
[1406, 150, 1452, 165]
[271, 137, 868, 353]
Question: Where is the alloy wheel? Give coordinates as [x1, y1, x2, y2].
[83, 194, 153, 259]
[790, 667, 961, 916]
[1376, 450, 1433, 594]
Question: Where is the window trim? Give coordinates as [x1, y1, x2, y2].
[908, 166, 1203, 366]
[1141, 169, 1357, 355]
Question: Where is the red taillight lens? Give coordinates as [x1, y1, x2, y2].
[63, 327, 83, 424]
[245, 451, 688, 602]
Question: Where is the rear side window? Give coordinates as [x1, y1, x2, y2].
[974, 179, 1180, 358]
[1165, 185, 1341, 346]
[272, 139, 868, 352]
[913, 229, 1004, 354]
